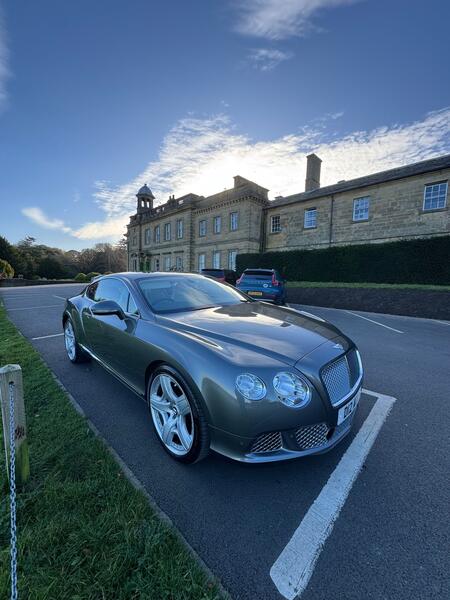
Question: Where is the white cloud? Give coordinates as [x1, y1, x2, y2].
[93, 107, 450, 217]
[247, 48, 293, 71]
[71, 215, 130, 240]
[0, 8, 9, 108]
[234, 0, 362, 40]
[21, 108, 450, 241]
[21, 207, 72, 234]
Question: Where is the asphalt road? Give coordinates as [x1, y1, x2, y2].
[1, 284, 449, 600]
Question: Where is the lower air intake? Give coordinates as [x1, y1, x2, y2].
[295, 423, 329, 450]
[250, 431, 283, 453]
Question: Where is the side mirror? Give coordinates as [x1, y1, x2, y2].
[91, 300, 125, 319]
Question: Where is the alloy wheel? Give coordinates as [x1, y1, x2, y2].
[64, 321, 76, 361]
[149, 373, 194, 456]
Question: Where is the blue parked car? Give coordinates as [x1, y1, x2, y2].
[236, 268, 287, 305]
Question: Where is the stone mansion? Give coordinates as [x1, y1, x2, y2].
[127, 153, 450, 273]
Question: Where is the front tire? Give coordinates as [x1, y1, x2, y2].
[147, 365, 210, 463]
[64, 317, 90, 363]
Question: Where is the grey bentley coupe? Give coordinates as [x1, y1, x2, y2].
[62, 272, 363, 463]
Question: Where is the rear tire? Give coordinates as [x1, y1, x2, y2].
[147, 365, 210, 464]
[64, 317, 90, 363]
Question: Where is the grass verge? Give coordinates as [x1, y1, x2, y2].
[286, 281, 450, 291]
[0, 307, 223, 600]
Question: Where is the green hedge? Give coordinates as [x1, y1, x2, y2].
[236, 236, 450, 285]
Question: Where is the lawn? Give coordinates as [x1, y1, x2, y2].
[286, 281, 450, 291]
[0, 307, 223, 600]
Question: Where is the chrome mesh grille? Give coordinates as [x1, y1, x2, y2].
[322, 354, 352, 406]
[250, 431, 283, 453]
[295, 423, 329, 450]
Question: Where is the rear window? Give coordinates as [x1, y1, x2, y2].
[202, 269, 224, 277]
[243, 270, 273, 278]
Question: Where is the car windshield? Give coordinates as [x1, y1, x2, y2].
[138, 275, 251, 314]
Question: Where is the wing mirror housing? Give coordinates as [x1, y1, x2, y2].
[91, 300, 125, 319]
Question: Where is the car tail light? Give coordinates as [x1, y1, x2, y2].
[272, 273, 279, 286]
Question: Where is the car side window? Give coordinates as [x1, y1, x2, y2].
[86, 282, 98, 300]
[127, 293, 139, 315]
[94, 279, 130, 313]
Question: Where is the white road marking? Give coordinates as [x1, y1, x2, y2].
[270, 389, 396, 599]
[52, 295, 67, 300]
[344, 310, 404, 333]
[31, 333, 64, 341]
[7, 304, 61, 311]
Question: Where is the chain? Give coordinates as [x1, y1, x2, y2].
[9, 382, 18, 600]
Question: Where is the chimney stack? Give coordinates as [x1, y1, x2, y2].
[305, 153, 322, 192]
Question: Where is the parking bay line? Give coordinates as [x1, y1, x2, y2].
[32, 333, 64, 341]
[344, 310, 404, 333]
[7, 304, 62, 311]
[270, 389, 396, 600]
[52, 295, 67, 300]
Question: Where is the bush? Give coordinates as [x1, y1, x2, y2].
[0, 258, 14, 279]
[87, 271, 101, 281]
[236, 236, 450, 285]
[75, 272, 88, 282]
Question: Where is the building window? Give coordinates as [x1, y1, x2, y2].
[164, 222, 171, 241]
[199, 220, 207, 237]
[304, 208, 317, 229]
[353, 196, 370, 221]
[176, 255, 183, 271]
[271, 215, 281, 233]
[230, 212, 238, 231]
[198, 253, 206, 271]
[144, 228, 151, 245]
[164, 255, 171, 271]
[132, 258, 138, 271]
[154, 225, 160, 243]
[176, 219, 183, 239]
[154, 257, 160, 272]
[213, 251, 221, 269]
[423, 182, 447, 211]
[132, 234, 137, 246]
[214, 216, 221, 234]
[228, 250, 237, 270]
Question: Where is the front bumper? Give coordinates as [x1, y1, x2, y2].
[209, 388, 360, 463]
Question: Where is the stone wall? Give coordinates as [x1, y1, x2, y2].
[127, 166, 449, 271]
[265, 167, 450, 251]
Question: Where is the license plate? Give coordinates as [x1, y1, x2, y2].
[248, 291, 262, 296]
[337, 389, 361, 425]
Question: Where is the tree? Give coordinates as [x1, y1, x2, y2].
[0, 258, 14, 279]
[0, 236, 22, 273]
[17, 236, 36, 248]
[38, 257, 66, 279]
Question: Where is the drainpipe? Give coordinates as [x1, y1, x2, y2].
[260, 205, 267, 253]
[329, 195, 334, 247]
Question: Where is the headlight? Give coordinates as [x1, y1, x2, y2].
[236, 373, 266, 400]
[273, 372, 311, 408]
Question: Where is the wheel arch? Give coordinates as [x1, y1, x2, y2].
[144, 359, 213, 425]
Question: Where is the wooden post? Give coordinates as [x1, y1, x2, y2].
[0, 364, 30, 486]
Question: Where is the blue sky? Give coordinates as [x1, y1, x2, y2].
[1, 0, 449, 249]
